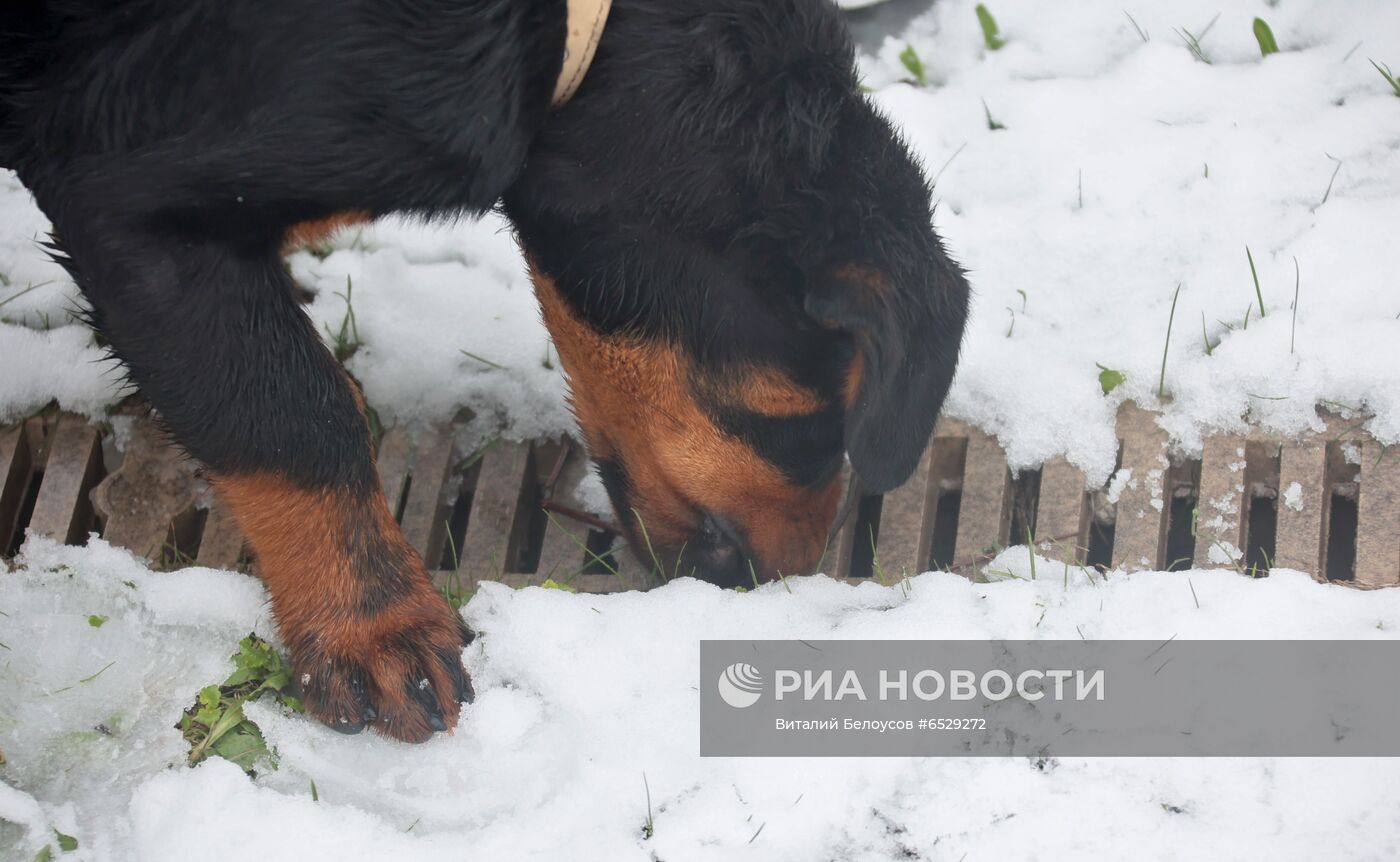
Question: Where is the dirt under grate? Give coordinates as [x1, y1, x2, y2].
[2, 403, 1397, 593]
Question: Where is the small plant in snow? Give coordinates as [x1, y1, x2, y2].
[1371, 60, 1400, 97]
[324, 275, 361, 364]
[976, 4, 1006, 51]
[1096, 363, 1126, 395]
[982, 99, 1007, 130]
[32, 830, 79, 860]
[641, 773, 655, 839]
[1123, 11, 1149, 43]
[1158, 284, 1182, 400]
[1317, 153, 1343, 209]
[1253, 18, 1279, 56]
[899, 44, 929, 87]
[177, 634, 303, 776]
[1174, 14, 1218, 64]
[1245, 246, 1267, 318]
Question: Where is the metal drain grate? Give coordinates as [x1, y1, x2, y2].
[3, 404, 1397, 592]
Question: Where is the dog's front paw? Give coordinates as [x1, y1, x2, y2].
[288, 587, 474, 743]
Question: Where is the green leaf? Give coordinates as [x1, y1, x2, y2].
[258, 670, 291, 693]
[54, 831, 78, 852]
[86, 614, 108, 628]
[975, 4, 1006, 51]
[1096, 364, 1126, 395]
[197, 685, 221, 710]
[898, 44, 928, 87]
[539, 578, 578, 593]
[210, 725, 270, 773]
[32, 846, 53, 862]
[205, 702, 247, 750]
[1252, 18, 1279, 56]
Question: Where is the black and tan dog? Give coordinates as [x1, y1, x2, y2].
[0, 0, 969, 742]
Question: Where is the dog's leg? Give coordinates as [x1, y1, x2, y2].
[54, 220, 471, 742]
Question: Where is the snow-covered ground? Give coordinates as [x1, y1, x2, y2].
[5, 538, 1400, 861]
[4, 0, 1400, 858]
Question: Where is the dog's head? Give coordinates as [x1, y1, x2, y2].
[522, 202, 968, 585]
[505, 2, 969, 583]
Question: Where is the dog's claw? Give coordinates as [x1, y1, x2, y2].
[330, 717, 365, 735]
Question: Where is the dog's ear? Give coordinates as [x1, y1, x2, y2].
[805, 262, 969, 494]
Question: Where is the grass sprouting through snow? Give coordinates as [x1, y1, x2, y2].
[459, 349, 504, 370]
[1371, 60, 1400, 97]
[899, 44, 929, 87]
[930, 141, 968, 186]
[1253, 18, 1279, 56]
[1174, 14, 1219, 64]
[642, 773, 655, 840]
[1318, 153, 1343, 208]
[1245, 246, 1266, 318]
[1291, 257, 1300, 354]
[976, 4, 1006, 50]
[630, 507, 668, 583]
[982, 99, 1007, 130]
[1158, 284, 1181, 400]
[325, 275, 361, 364]
[1123, 11, 1148, 43]
[1201, 312, 1215, 356]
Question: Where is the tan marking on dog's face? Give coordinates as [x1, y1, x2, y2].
[714, 366, 827, 418]
[531, 265, 842, 579]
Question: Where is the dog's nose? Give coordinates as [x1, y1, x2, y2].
[697, 512, 749, 584]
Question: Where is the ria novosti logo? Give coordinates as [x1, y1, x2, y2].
[717, 662, 764, 708]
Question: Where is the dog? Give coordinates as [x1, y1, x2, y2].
[0, 0, 970, 742]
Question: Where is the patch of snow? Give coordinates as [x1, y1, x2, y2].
[1105, 468, 1134, 504]
[1207, 541, 1244, 566]
[1283, 481, 1305, 512]
[573, 469, 615, 520]
[3, 539, 1400, 859]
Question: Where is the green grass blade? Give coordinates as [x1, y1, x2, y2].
[1253, 18, 1279, 56]
[1370, 60, 1400, 97]
[1246, 246, 1266, 317]
[975, 4, 1006, 50]
[1158, 284, 1181, 400]
[899, 44, 928, 86]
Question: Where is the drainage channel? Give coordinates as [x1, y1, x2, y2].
[2, 404, 1397, 592]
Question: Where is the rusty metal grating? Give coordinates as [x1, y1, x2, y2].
[2, 403, 1397, 592]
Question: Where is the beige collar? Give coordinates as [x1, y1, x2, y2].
[552, 0, 613, 106]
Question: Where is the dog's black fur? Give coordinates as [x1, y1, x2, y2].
[0, 0, 969, 741]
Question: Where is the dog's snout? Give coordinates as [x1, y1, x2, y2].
[698, 512, 748, 580]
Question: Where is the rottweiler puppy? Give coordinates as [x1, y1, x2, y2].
[0, 0, 970, 742]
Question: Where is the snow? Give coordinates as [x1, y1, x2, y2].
[5, 537, 1400, 860]
[5, 0, 1400, 857]
[1284, 480, 1305, 511]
